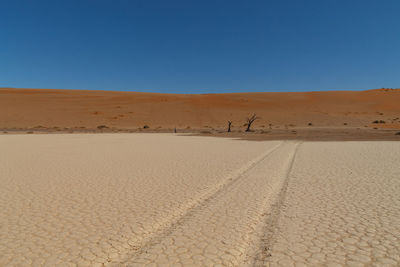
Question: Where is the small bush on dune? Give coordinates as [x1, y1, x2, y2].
[97, 125, 109, 130]
[395, 132, 400, 135]
[143, 125, 150, 129]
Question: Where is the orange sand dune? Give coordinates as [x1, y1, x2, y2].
[1, 87, 399, 129]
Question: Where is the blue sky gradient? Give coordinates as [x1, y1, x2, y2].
[1, 0, 399, 93]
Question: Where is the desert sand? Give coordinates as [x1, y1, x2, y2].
[1, 134, 399, 266]
[1, 87, 400, 133]
[267, 142, 400, 267]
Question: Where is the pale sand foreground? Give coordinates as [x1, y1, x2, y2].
[268, 142, 400, 267]
[0, 134, 399, 266]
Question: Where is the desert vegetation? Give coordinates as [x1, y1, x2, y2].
[245, 114, 259, 132]
[227, 121, 232, 132]
[97, 125, 109, 130]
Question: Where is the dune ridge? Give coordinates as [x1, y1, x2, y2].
[1, 87, 400, 131]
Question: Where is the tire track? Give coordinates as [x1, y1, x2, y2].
[265, 142, 400, 266]
[111, 142, 284, 266]
[119, 142, 297, 266]
[249, 142, 301, 266]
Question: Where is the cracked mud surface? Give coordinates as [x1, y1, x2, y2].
[268, 142, 400, 267]
[0, 134, 280, 266]
[0, 134, 399, 266]
[122, 142, 299, 266]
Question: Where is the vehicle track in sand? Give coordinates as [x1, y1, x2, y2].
[0, 135, 282, 266]
[119, 142, 300, 266]
[112, 142, 284, 260]
[267, 142, 400, 267]
[248, 142, 301, 266]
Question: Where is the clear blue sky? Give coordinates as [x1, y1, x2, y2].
[1, 0, 399, 93]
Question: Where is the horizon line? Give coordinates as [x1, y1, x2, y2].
[1, 86, 399, 95]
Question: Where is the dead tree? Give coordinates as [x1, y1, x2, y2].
[227, 121, 232, 132]
[245, 114, 259, 132]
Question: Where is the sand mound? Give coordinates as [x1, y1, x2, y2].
[1, 87, 400, 130]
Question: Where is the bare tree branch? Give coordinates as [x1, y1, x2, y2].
[227, 121, 232, 132]
[245, 114, 259, 132]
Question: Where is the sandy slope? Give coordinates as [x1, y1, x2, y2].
[0, 134, 399, 266]
[1, 87, 400, 130]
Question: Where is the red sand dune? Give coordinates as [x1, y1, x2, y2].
[1, 87, 399, 130]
